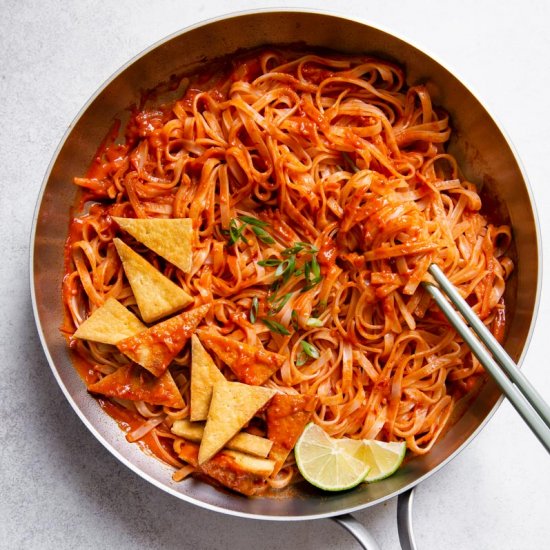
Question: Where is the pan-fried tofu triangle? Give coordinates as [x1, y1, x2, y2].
[196, 329, 285, 385]
[267, 393, 316, 475]
[117, 303, 211, 377]
[74, 298, 145, 345]
[88, 364, 184, 408]
[176, 441, 275, 496]
[113, 217, 193, 273]
[198, 380, 275, 465]
[172, 419, 273, 458]
[190, 335, 225, 421]
[114, 238, 192, 323]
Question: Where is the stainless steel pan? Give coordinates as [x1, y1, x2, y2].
[31, 10, 541, 549]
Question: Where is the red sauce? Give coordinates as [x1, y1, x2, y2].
[295, 116, 317, 140]
[66, 348, 179, 465]
[493, 306, 506, 343]
[176, 440, 266, 496]
[100, 399, 178, 462]
[230, 57, 262, 83]
[231, 342, 282, 385]
[300, 62, 335, 84]
[201, 454, 266, 496]
[267, 394, 315, 451]
[317, 237, 337, 274]
[117, 304, 210, 376]
[68, 347, 100, 385]
[199, 331, 285, 386]
[85, 119, 129, 181]
[178, 87, 203, 110]
[88, 364, 184, 408]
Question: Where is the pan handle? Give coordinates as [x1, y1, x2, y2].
[397, 488, 417, 550]
[330, 488, 417, 550]
[331, 513, 381, 550]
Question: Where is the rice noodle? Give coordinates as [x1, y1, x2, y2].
[64, 47, 512, 492]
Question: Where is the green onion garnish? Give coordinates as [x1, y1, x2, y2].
[301, 340, 320, 359]
[249, 296, 259, 323]
[261, 318, 291, 335]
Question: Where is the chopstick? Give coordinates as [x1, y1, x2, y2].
[423, 264, 550, 453]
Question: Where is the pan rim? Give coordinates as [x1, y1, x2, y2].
[30, 7, 542, 521]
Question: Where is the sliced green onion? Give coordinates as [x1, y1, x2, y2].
[302, 256, 322, 291]
[275, 259, 289, 278]
[291, 309, 300, 330]
[251, 225, 275, 244]
[301, 340, 320, 359]
[306, 317, 323, 327]
[249, 296, 259, 324]
[256, 240, 323, 295]
[269, 292, 293, 313]
[238, 215, 269, 228]
[228, 219, 248, 246]
[275, 255, 296, 282]
[228, 216, 274, 246]
[270, 279, 282, 292]
[282, 242, 318, 256]
[257, 258, 281, 267]
[261, 318, 291, 335]
[310, 256, 321, 280]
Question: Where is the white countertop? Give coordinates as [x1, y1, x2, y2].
[2, 1, 549, 549]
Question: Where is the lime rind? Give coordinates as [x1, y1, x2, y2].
[295, 424, 406, 490]
[295, 424, 370, 491]
[362, 440, 406, 482]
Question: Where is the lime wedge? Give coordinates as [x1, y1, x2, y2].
[295, 423, 370, 491]
[362, 440, 406, 482]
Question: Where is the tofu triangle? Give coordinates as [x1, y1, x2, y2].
[267, 393, 316, 475]
[190, 335, 225, 421]
[198, 380, 275, 464]
[196, 329, 286, 385]
[114, 238, 193, 323]
[88, 364, 184, 409]
[113, 217, 193, 273]
[74, 297, 146, 345]
[117, 303, 211, 377]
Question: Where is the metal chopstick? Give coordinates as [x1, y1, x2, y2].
[429, 264, 550, 423]
[423, 264, 550, 453]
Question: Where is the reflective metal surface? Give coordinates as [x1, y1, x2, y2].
[31, 9, 540, 521]
[397, 489, 418, 550]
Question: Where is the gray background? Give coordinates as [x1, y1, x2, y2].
[2, 1, 549, 549]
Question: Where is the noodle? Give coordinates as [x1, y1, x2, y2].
[63, 47, 512, 493]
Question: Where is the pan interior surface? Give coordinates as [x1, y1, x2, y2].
[31, 10, 539, 519]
